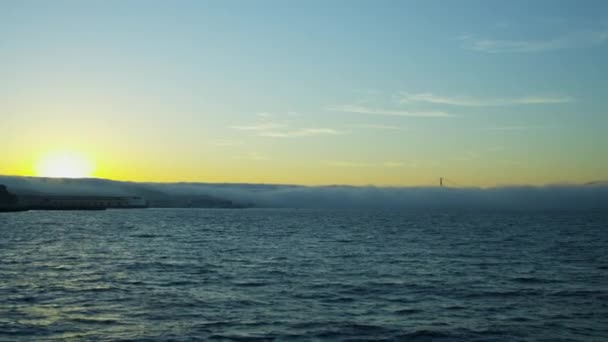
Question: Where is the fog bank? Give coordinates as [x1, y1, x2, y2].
[1, 176, 606, 211]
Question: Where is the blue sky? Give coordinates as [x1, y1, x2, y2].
[1, 0, 607, 185]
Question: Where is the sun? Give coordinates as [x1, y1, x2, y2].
[35, 151, 95, 178]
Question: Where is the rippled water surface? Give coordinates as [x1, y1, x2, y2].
[1, 209, 607, 341]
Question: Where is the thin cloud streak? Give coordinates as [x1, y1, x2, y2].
[399, 92, 574, 106]
[327, 104, 451, 118]
[232, 120, 344, 138]
[482, 125, 543, 131]
[258, 128, 344, 138]
[351, 124, 407, 131]
[459, 29, 608, 53]
[231, 122, 286, 131]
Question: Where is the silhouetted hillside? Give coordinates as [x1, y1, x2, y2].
[0, 176, 249, 209]
[0, 176, 606, 210]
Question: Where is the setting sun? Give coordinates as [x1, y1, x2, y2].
[35, 151, 94, 178]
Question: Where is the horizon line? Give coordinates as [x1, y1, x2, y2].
[1, 174, 606, 189]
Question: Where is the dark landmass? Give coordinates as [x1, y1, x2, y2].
[0, 184, 18, 205]
[0, 175, 607, 211]
[0, 176, 251, 209]
[0, 184, 26, 212]
[2, 184, 150, 211]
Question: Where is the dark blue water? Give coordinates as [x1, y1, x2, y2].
[1, 209, 607, 341]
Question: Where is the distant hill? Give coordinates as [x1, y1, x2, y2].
[0, 176, 249, 209]
[0, 184, 18, 206]
[1, 176, 606, 210]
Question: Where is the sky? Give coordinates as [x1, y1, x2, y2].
[1, 0, 607, 186]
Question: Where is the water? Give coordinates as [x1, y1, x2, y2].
[0, 209, 607, 341]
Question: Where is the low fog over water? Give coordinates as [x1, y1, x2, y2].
[1, 176, 606, 211]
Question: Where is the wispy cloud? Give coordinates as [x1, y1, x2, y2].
[398, 92, 574, 106]
[351, 124, 407, 131]
[232, 118, 344, 138]
[254, 111, 298, 118]
[258, 128, 343, 138]
[231, 122, 286, 131]
[255, 112, 272, 118]
[326, 104, 451, 118]
[459, 29, 608, 53]
[482, 125, 542, 131]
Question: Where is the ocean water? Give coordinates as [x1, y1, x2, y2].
[0, 209, 606, 341]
